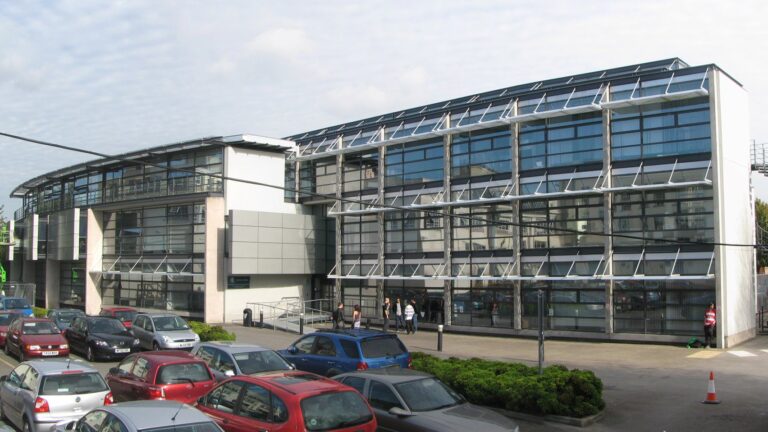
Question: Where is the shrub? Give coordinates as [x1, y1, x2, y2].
[33, 307, 48, 318]
[189, 321, 236, 342]
[411, 352, 604, 418]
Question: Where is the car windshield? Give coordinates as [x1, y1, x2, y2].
[300, 391, 373, 431]
[394, 377, 465, 412]
[156, 363, 211, 384]
[22, 321, 60, 335]
[56, 311, 83, 323]
[141, 422, 222, 432]
[0, 313, 19, 326]
[153, 316, 190, 331]
[39, 372, 109, 395]
[90, 319, 127, 335]
[233, 350, 293, 375]
[114, 310, 138, 322]
[4, 299, 30, 309]
[360, 336, 407, 358]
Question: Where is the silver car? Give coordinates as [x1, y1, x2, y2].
[191, 341, 294, 381]
[132, 313, 200, 351]
[0, 359, 112, 432]
[53, 400, 223, 432]
[334, 369, 520, 432]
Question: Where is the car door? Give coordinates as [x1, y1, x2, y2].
[196, 380, 246, 430]
[234, 382, 291, 432]
[132, 316, 151, 349]
[311, 336, 340, 376]
[1, 364, 29, 428]
[106, 355, 137, 402]
[125, 356, 152, 400]
[67, 317, 86, 354]
[6, 320, 21, 355]
[286, 335, 316, 373]
[367, 379, 410, 432]
[18, 366, 39, 424]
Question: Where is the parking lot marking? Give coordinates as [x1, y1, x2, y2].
[727, 350, 757, 357]
[687, 350, 722, 359]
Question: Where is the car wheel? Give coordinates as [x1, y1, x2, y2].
[3, 342, 9, 356]
[86, 346, 95, 362]
[153, 342, 161, 351]
[18, 349, 25, 362]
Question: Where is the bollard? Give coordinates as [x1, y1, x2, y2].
[366, 317, 370, 330]
[259, 310, 263, 328]
[299, 313, 304, 335]
[437, 324, 444, 352]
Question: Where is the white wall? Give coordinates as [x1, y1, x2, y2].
[222, 274, 309, 324]
[224, 147, 302, 214]
[711, 69, 756, 347]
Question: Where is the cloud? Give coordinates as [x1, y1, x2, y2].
[247, 27, 313, 59]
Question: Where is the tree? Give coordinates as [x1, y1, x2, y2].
[756, 199, 768, 268]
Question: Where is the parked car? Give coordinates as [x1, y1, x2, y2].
[4, 318, 70, 361]
[195, 371, 377, 432]
[105, 351, 216, 404]
[0, 359, 113, 432]
[0, 297, 34, 317]
[99, 307, 139, 330]
[334, 368, 519, 432]
[0, 310, 23, 347]
[191, 341, 294, 382]
[131, 313, 200, 351]
[64, 316, 140, 362]
[46, 309, 85, 331]
[53, 400, 223, 432]
[279, 329, 411, 377]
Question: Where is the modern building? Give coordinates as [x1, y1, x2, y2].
[7, 58, 757, 347]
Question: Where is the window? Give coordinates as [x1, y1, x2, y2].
[206, 380, 244, 414]
[339, 340, 361, 359]
[294, 336, 316, 354]
[385, 139, 444, 188]
[301, 391, 373, 431]
[368, 381, 402, 411]
[132, 358, 150, 379]
[101, 414, 129, 432]
[77, 410, 107, 432]
[40, 373, 108, 395]
[313, 337, 336, 357]
[451, 128, 512, 179]
[238, 383, 271, 422]
[117, 356, 135, 374]
[341, 376, 366, 394]
[360, 336, 406, 358]
[21, 367, 39, 390]
[8, 365, 28, 387]
[519, 112, 603, 171]
[156, 363, 211, 384]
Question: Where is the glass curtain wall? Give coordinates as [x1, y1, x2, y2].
[59, 262, 85, 309]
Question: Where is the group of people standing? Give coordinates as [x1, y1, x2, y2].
[381, 297, 421, 334]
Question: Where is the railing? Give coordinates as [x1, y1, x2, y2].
[757, 306, 768, 334]
[244, 297, 334, 334]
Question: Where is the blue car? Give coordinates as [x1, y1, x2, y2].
[0, 297, 33, 317]
[279, 329, 411, 377]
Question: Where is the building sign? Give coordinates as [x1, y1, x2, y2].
[227, 276, 250, 289]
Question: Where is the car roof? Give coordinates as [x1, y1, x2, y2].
[104, 400, 212, 430]
[138, 312, 180, 318]
[24, 359, 99, 375]
[102, 307, 137, 312]
[2, 297, 28, 301]
[241, 371, 348, 395]
[336, 368, 432, 384]
[137, 351, 200, 364]
[17, 317, 53, 323]
[50, 308, 84, 313]
[311, 329, 393, 339]
[82, 315, 122, 322]
[196, 341, 271, 354]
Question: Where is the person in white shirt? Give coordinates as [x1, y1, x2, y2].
[404, 302, 415, 334]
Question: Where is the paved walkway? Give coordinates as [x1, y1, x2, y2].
[227, 324, 768, 431]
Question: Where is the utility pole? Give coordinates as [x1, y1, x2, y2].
[538, 288, 545, 375]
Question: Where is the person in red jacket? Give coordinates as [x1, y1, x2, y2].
[704, 303, 716, 348]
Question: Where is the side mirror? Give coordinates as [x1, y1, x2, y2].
[288, 346, 298, 354]
[108, 367, 119, 375]
[388, 407, 413, 417]
[224, 370, 235, 377]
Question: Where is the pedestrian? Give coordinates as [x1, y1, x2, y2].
[704, 303, 716, 348]
[382, 298, 391, 332]
[395, 297, 404, 333]
[410, 299, 419, 333]
[332, 302, 345, 329]
[491, 301, 499, 327]
[353, 304, 362, 329]
[404, 300, 415, 334]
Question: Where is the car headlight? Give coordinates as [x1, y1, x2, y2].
[93, 340, 108, 347]
[132, 338, 140, 345]
[27, 345, 40, 351]
[60, 344, 69, 349]
[0, 332, 6, 337]
[161, 335, 173, 343]
[193, 333, 200, 341]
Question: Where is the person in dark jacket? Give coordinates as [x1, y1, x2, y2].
[332, 302, 345, 329]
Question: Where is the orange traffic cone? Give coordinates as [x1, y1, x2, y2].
[702, 371, 721, 404]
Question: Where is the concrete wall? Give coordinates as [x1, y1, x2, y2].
[223, 274, 308, 324]
[45, 260, 60, 308]
[204, 196, 227, 324]
[84, 209, 103, 315]
[47, 209, 79, 261]
[224, 146, 301, 214]
[711, 69, 756, 347]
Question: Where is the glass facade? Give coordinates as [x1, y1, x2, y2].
[59, 261, 85, 309]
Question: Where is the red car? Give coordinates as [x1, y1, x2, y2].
[196, 372, 377, 432]
[99, 306, 139, 329]
[3, 317, 70, 360]
[105, 351, 216, 404]
[0, 310, 23, 347]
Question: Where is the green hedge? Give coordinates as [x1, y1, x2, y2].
[33, 307, 48, 318]
[411, 352, 604, 418]
[189, 321, 236, 342]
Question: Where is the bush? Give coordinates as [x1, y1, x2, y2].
[33, 307, 48, 318]
[189, 321, 236, 342]
[411, 352, 604, 418]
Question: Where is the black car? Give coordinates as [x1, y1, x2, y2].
[64, 316, 141, 361]
[47, 308, 86, 330]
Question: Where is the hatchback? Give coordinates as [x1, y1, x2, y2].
[64, 316, 140, 362]
[5, 318, 70, 361]
[334, 369, 519, 432]
[105, 351, 216, 404]
[0, 359, 113, 432]
[99, 307, 138, 330]
[53, 400, 223, 432]
[279, 329, 410, 377]
[0, 310, 23, 347]
[46, 309, 85, 331]
[191, 341, 294, 382]
[0, 297, 34, 317]
[132, 313, 200, 351]
[196, 371, 377, 432]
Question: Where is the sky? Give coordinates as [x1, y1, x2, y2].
[1, 0, 768, 214]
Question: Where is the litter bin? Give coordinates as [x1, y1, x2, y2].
[243, 308, 253, 327]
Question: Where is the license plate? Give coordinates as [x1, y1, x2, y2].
[177, 342, 193, 348]
[42, 351, 59, 356]
[115, 348, 130, 353]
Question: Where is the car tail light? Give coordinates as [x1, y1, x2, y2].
[356, 361, 368, 371]
[34, 397, 50, 413]
[147, 386, 166, 399]
[104, 392, 114, 405]
[407, 355, 412, 369]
